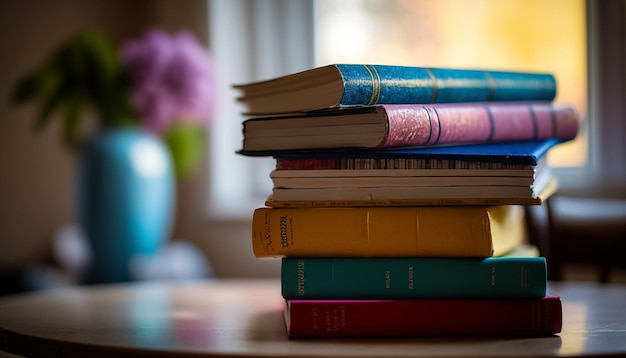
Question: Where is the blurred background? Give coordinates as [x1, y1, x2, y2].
[1, 0, 625, 295]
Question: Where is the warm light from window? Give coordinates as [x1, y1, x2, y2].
[314, 0, 587, 168]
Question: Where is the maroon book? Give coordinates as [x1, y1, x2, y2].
[284, 294, 562, 338]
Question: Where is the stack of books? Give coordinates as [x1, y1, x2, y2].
[235, 64, 577, 338]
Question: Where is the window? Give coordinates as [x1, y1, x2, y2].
[314, 0, 587, 169]
[208, 0, 314, 219]
[208, 0, 626, 219]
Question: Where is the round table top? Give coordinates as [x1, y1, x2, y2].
[0, 279, 625, 357]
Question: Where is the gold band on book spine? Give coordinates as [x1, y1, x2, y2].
[364, 65, 382, 105]
[484, 71, 496, 101]
[424, 106, 442, 145]
[528, 105, 539, 140]
[483, 104, 496, 142]
[424, 68, 439, 103]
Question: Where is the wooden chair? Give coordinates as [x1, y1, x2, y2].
[527, 196, 626, 283]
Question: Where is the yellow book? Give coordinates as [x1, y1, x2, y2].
[251, 205, 526, 258]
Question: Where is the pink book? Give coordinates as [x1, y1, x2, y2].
[380, 103, 578, 147]
[284, 294, 562, 338]
[241, 102, 579, 153]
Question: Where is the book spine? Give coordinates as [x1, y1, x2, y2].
[336, 64, 557, 106]
[275, 158, 532, 170]
[252, 206, 494, 258]
[266, 175, 558, 208]
[378, 103, 579, 148]
[285, 295, 562, 338]
[265, 197, 544, 208]
[272, 169, 535, 178]
[281, 257, 547, 299]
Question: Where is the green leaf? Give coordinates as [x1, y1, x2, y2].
[78, 30, 130, 123]
[10, 28, 137, 149]
[62, 99, 84, 149]
[164, 123, 205, 178]
[36, 87, 66, 131]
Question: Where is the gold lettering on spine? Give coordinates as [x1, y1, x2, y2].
[262, 210, 273, 253]
[324, 310, 332, 332]
[311, 307, 319, 330]
[279, 215, 289, 248]
[363, 65, 382, 105]
[424, 68, 439, 103]
[520, 265, 528, 288]
[297, 259, 305, 296]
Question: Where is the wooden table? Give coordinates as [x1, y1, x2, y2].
[0, 279, 625, 357]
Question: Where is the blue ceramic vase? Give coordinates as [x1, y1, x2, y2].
[77, 129, 175, 284]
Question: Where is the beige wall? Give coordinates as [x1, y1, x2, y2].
[0, 0, 280, 278]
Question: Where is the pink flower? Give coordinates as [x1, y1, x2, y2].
[121, 29, 215, 133]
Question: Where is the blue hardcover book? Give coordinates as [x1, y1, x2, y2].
[282, 257, 547, 300]
[244, 138, 562, 165]
[234, 64, 557, 114]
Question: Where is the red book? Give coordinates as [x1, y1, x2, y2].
[284, 295, 562, 338]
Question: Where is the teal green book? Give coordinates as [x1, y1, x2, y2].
[281, 257, 547, 299]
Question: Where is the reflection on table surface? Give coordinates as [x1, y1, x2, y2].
[0, 279, 625, 357]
